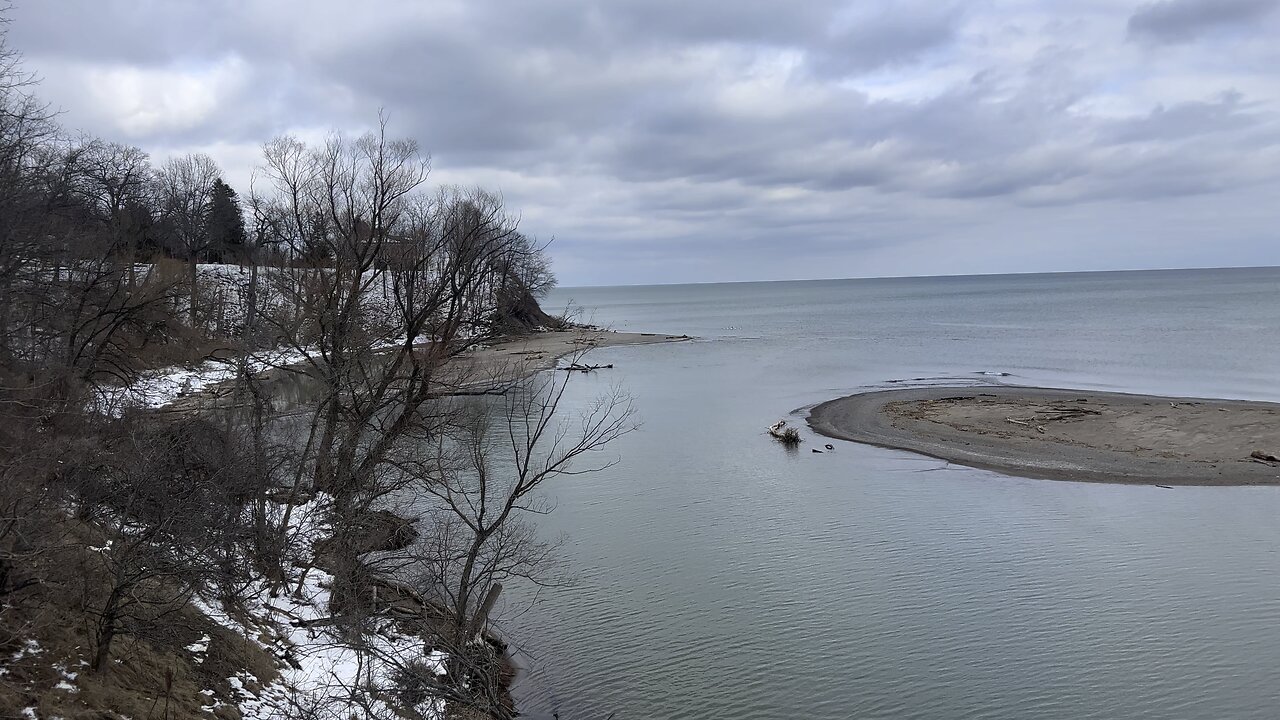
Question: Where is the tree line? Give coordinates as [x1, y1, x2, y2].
[0, 13, 624, 719]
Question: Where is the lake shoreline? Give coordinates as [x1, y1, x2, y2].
[808, 386, 1280, 485]
[158, 326, 691, 413]
[474, 327, 692, 374]
[146, 325, 691, 717]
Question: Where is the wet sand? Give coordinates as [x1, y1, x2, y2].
[808, 386, 1280, 485]
[471, 327, 690, 374]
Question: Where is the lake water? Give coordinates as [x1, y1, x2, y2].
[501, 267, 1280, 720]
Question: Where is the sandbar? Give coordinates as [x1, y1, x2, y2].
[808, 386, 1280, 485]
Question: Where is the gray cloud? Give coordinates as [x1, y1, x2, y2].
[808, 4, 962, 77]
[1103, 91, 1262, 143]
[1128, 0, 1279, 43]
[7, 0, 1280, 284]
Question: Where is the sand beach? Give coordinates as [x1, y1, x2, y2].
[809, 386, 1280, 485]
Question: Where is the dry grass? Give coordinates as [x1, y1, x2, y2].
[0, 522, 278, 720]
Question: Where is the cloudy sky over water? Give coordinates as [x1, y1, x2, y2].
[10, 0, 1280, 285]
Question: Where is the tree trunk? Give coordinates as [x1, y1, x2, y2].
[188, 257, 199, 327]
[91, 610, 118, 671]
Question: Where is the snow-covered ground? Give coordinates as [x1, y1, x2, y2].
[215, 574, 446, 719]
[92, 332, 448, 413]
[192, 497, 449, 719]
[94, 335, 489, 418]
[93, 346, 312, 413]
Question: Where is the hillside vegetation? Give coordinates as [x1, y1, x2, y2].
[0, 17, 626, 720]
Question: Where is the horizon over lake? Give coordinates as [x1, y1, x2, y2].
[559, 264, 1280, 291]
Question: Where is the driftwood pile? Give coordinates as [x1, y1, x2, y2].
[1005, 404, 1102, 434]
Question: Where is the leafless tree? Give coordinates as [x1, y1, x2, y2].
[0, 10, 59, 371]
[69, 415, 259, 670]
[250, 119, 527, 506]
[154, 152, 220, 325]
[238, 117, 611, 718]
[2, 139, 179, 391]
[68, 139, 153, 276]
[0, 17, 590, 711]
[391, 372, 634, 717]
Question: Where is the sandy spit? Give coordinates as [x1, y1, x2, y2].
[808, 386, 1280, 485]
[161, 328, 690, 413]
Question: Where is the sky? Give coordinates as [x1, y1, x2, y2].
[8, 0, 1280, 286]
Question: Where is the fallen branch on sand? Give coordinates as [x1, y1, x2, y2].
[1005, 405, 1103, 434]
[1250, 450, 1280, 464]
[1006, 417, 1046, 433]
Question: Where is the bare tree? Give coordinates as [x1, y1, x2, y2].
[395, 373, 634, 717]
[69, 139, 153, 278]
[154, 152, 220, 324]
[0, 10, 59, 371]
[70, 415, 258, 671]
[0, 19, 586, 710]
[4, 140, 179, 390]
[239, 117, 609, 717]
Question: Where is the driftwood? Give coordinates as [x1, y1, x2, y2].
[426, 386, 512, 399]
[561, 363, 613, 373]
[1006, 417, 1046, 433]
[1250, 450, 1280, 463]
[768, 420, 802, 446]
[1006, 405, 1101, 434]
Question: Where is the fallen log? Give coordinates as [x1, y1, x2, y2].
[1006, 417, 1046, 433]
[562, 363, 614, 372]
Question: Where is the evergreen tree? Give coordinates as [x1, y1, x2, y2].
[206, 178, 247, 263]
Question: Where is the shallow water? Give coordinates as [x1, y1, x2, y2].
[501, 267, 1280, 719]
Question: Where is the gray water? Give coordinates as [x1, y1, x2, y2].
[501, 267, 1280, 720]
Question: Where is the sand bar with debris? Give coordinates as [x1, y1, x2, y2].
[469, 327, 691, 375]
[808, 386, 1280, 485]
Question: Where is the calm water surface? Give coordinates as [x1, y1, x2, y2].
[500, 268, 1280, 720]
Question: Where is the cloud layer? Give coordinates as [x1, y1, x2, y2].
[1128, 0, 1279, 43]
[11, 0, 1280, 284]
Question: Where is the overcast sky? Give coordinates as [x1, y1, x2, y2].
[9, 0, 1280, 285]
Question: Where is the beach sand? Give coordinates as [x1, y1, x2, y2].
[470, 327, 690, 374]
[163, 327, 689, 413]
[808, 386, 1280, 485]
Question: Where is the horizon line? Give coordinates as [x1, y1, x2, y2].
[558, 263, 1280, 291]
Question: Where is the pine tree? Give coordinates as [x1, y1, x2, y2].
[206, 178, 247, 264]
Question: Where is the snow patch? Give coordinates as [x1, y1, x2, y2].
[186, 495, 450, 719]
[187, 634, 211, 661]
[7, 639, 41, 666]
